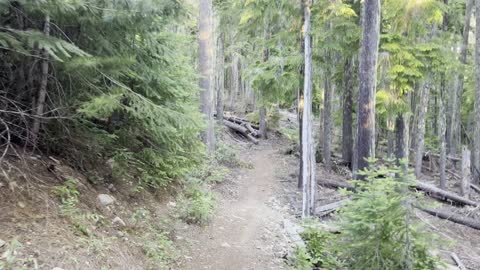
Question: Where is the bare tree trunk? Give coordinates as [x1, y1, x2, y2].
[414, 80, 431, 177]
[32, 15, 50, 147]
[259, 106, 267, 139]
[474, 0, 480, 183]
[461, 146, 471, 197]
[323, 51, 334, 171]
[298, 0, 305, 189]
[395, 114, 409, 169]
[439, 85, 447, 189]
[301, 0, 316, 218]
[216, 33, 225, 124]
[198, 0, 215, 152]
[342, 56, 354, 168]
[355, 0, 380, 178]
[449, 0, 473, 156]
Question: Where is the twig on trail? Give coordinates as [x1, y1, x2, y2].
[451, 252, 467, 270]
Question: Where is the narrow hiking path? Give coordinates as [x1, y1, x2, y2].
[179, 141, 296, 270]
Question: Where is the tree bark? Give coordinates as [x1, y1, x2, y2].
[355, 0, 380, 178]
[395, 114, 409, 168]
[342, 57, 354, 168]
[323, 51, 334, 171]
[449, 0, 474, 156]
[474, 0, 480, 183]
[461, 146, 471, 197]
[32, 15, 50, 147]
[199, 0, 215, 152]
[298, 0, 305, 189]
[414, 80, 431, 177]
[301, 0, 316, 218]
[439, 85, 447, 189]
[216, 33, 225, 124]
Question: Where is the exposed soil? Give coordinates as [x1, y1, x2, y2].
[177, 139, 299, 270]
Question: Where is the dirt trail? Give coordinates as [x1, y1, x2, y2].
[180, 142, 294, 270]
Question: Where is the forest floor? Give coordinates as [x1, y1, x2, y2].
[176, 137, 300, 270]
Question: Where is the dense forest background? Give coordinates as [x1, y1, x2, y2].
[1, 0, 480, 269]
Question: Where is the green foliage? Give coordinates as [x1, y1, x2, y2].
[141, 231, 176, 269]
[290, 246, 314, 270]
[214, 142, 243, 168]
[177, 182, 215, 225]
[292, 162, 442, 270]
[52, 178, 80, 216]
[337, 162, 439, 270]
[0, 239, 39, 270]
[299, 221, 343, 269]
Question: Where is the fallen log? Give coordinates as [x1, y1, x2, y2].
[415, 204, 480, 230]
[224, 116, 260, 130]
[244, 123, 258, 137]
[413, 182, 478, 207]
[223, 120, 258, 144]
[315, 199, 349, 217]
[409, 149, 461, 162]
[318, 179, 479, 207]
[318, 179, 355, 191]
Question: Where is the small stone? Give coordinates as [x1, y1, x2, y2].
[0, 182, 4, 188]
[52, 268, 64, 270]
[17, 201, 26, 208]
[107, 184, 116, 192]
[221, 242, 231, 248]
[112, 216, 126, 227]
[167, 201, 176, 208]
[116, 231, 125, 238]
[0, 239, 5, 248]
[96, 194, 115, 207]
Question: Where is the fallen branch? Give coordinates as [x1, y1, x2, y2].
[450, 252, 467, 270]
[315, 199, 349, 217]
[415, 204, 480, 230]
[470, 183, 480, 194]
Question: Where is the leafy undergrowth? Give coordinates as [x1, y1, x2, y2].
[291, 162, 444, 270]
[0, 139, 243, 269]
[176, 141, 245, 225]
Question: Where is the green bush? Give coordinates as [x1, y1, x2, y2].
[337, 161, 439, 270]
[52, 178, 80, 216]
[177, 183, 215, 225]
[293, 162, 441, 270]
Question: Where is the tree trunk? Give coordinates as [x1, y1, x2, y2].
[259, 106, 267, 139]
[32, 15, 50, 147]
[461, 146, 471, 197]
[298, 0, 305, 189]
[414, 80, 431, 177]
[323, 51, 334, 171]
[395, 114, 409, 169]
[301, 0, 316, 218]
[216, 33, 225, 124]
[449, 0, 474, 156]
[474, 0, 480, 183]
[199, 0, 215, 152]
[439, 85, 447, 189]
[342, 57, 354, 168]
[355, 0, 381, 177]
